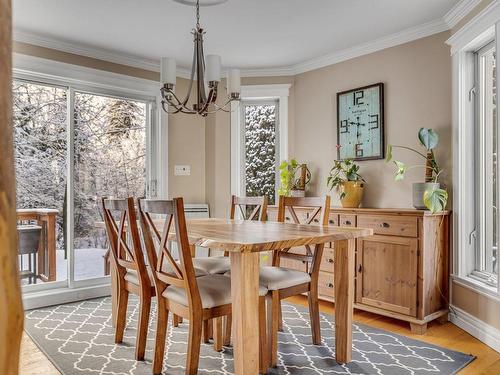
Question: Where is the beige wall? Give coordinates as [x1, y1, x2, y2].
[293, 32, 452, 207]
[14, 41, 206, 203]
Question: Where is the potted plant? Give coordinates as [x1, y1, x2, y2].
[386, 127, 448, 213]
[278, 159, 311, 197]
[327, 159, 365, 208]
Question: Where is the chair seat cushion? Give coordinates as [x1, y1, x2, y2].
[162, 274, 268, 309]
[192, 256, 231, 275]
[259, 266, 311, 291]
[125, 262, 208, 286]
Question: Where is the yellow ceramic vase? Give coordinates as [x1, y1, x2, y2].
[340, 181, 365, 208]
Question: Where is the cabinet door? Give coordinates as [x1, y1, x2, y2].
[356, 235, 418, 317]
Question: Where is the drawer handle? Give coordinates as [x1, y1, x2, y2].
[344, 220, 352, 225]
[327, 283, 333, 288]
[381, 222, 390, 228]
[327, 258, 334, 263]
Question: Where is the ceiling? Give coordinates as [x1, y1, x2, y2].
[13, 0, 463, 75]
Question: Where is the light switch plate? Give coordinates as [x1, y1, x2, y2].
[174, 165, 191, 176]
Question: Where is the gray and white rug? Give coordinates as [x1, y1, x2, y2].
[24, 297, 474, 375]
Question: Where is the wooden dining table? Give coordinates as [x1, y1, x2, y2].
[175, 218, 373, 374]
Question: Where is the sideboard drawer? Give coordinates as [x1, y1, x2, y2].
[339, 214, 356, 227]
[318, 271, 335, 299]
[357, 215, 418, 237]
[328, 213, 339, 226]
[320, 248, 335, 272]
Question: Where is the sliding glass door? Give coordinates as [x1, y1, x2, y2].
[12, 76, 158, 291]
[73, 92, 148, 281]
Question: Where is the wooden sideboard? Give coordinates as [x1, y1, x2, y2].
[267, 206, 450, 334]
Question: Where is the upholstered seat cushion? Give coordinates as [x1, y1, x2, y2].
[192, 256, 231, 275]
[162, 274, 268, 309]
[124, 262, 208, 286]
[258, 266, 311, 291]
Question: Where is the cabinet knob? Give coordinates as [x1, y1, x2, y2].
[345, 220, 351, 225]
[327, 283, 334, 288]
[381, 222, 390, 228]
[285, 216, 290, 221]
[327, 258, 334, 263]
[313, 218, 319, 223]
[358, 264, 363, 273]
[329, 219, 335, 224]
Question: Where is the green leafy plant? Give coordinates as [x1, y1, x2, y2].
[278, 159, 311, 196]
[326, 159, 364, 199]
[386, 127, 448, 213]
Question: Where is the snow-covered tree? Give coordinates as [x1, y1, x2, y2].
[244, 104, 277, 204]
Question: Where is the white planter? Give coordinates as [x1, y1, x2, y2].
[290, 189, 305, 198]
[412, 182, 440, 209]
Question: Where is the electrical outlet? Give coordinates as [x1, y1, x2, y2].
[174, 165, 191, 176]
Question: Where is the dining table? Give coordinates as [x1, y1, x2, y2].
[172, 218, 373, 374]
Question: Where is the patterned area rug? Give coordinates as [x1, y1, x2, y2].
[24, 297, 474, 374]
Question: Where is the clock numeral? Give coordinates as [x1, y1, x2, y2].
[355, 143, 364, 157]
[340, 119, 349, 134]
[353, 91, 364, 106]
[369, 114, 379, 130]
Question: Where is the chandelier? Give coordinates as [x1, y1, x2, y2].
[160, 0, 241, 117]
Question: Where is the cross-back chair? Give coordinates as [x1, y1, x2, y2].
[101, 197, 154, 361]
[138, 197, 269, 374]
[264, 195, 331, 367]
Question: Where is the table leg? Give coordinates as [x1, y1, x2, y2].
[333, 239, 355, 363]
[230, 252, 260, 375]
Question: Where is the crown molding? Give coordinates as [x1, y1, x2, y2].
[291, 18, 448, 75]
[14, 14, 451, 79]
[443, 0, 483, 29]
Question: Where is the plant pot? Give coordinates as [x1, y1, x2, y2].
[412, 182, 440, 209]
[291, 189, 305, 198]
[340, 181, 364, 208]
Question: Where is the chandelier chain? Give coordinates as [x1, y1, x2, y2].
[196, 0, 200, 29]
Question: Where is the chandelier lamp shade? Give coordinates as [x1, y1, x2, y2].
[160, 0, 241, 117]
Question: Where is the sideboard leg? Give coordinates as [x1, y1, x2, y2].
[410, 322, 427, 334]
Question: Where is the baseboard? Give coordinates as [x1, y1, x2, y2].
[450, 305, 500, 353]
[23, 284, 111, 310]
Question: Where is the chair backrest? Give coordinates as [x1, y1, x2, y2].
[277, 196, 330, 226]
[137, 198, 202, 311]
[274, 195, 331, 271]
[101, 197, 149, 286]
[229, 195, 268, 221]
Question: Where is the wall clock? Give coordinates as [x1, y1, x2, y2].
[336, 82, 384, 161]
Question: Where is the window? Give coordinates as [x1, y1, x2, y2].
[73, 92, 148, 280]
[230, 84, 290, 204]
[13, 80, 68, 284]
[243, 100, 279, 205]
[474, 42, 498, 287]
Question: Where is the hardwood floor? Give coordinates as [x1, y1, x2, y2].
[19, 296, 500, 374]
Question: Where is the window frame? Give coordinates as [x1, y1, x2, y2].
[240, 99, 280, 205]
[13, 53, 166, 307]
[473, 41, 498, 287]
[448, 2, 500, 298]
[230, 84, 291, 200]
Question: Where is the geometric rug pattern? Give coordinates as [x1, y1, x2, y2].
[24, 296, 474, 375]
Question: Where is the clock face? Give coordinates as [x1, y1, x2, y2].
[337, 83, 384, 160]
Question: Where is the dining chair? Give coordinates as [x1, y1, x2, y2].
[101, 197, 154, 361]
[138, 197, 269, 374]
[192, 195, 269, 277]
[265, 195, 331, 367]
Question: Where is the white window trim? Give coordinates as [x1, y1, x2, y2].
[447, 1, 500, 299]
[13, 53, 167, 308]
[230, 84, 291, 197]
